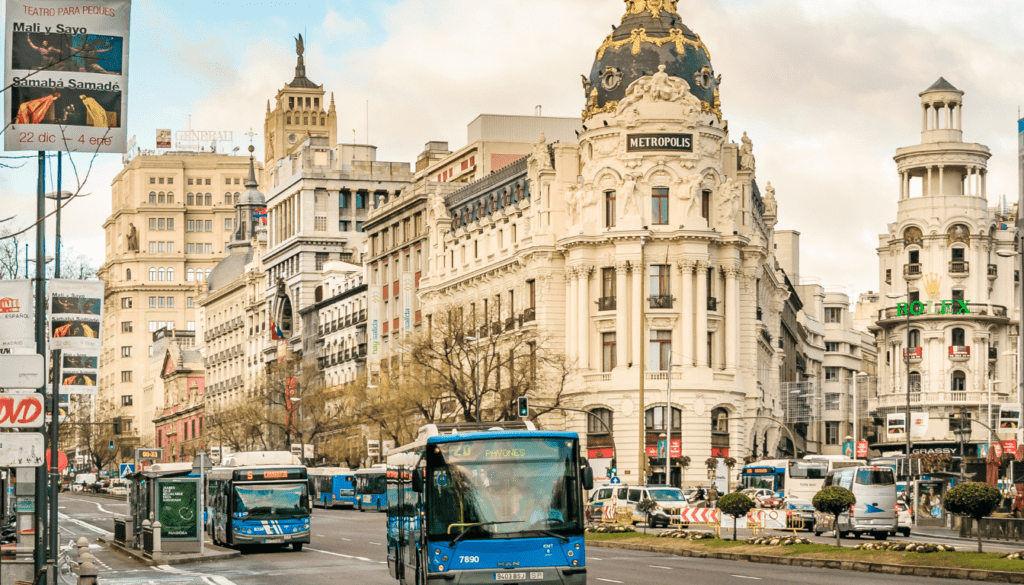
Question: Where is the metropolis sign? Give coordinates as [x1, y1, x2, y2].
[626, 134, 693, 152]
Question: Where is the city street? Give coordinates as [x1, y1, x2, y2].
[53, 494, 974, 584]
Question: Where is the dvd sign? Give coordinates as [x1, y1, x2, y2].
[626, 134, 693, 152]
[0, 394, 45, 428]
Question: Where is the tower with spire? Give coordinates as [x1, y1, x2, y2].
[263, 34, 338, 186]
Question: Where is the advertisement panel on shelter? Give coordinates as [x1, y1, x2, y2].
[158, 479, 198, 539]
[4, 0, 132, 152]
[0, 279, 33, 353]
[49, 279, 103, 394]
[1000, 404, 1021, 429]
[886, 413, 906, 440]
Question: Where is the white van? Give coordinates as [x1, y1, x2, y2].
[813, 466, 897, 540]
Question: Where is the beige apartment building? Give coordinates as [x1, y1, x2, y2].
[98, 151, 261, 445]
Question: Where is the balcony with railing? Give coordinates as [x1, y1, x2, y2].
[989, 264, 998, 280]
[903, 347, 922, 361]
[990, 347, 998, 361]
[949, 261, 969, 275]
[523, 307, 536, 323]
[649, 295, 673, 309]
[598, 296, 616, 311]
[504, 317, 515, 332]
[707, 297, 718, 311]
[904, 263, 922, 278]
[949, 345, 970, 361]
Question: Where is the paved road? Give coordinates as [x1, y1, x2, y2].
[51, 495, 994, 584]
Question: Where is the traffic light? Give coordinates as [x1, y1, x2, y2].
[517, 396, 529, 418]
[112, 417, 122, 435]
[108, 439, 114, 450]
[610, 458, 617, 475]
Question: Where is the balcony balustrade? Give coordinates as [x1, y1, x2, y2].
[598, 296, 616, 311]
[649, 295, 673, 309]
[904, 263, 922, 278]
[707, 297, 718, 311]
[949, 261, 969, 275]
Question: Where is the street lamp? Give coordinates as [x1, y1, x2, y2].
[953, 408, 971, 485]
[886, 290, 913, 469]
[289, 396, 303, 462]
[852, 371, 867, 447]
[464, 335, 482, 421]
[997, 249, 1023, 446]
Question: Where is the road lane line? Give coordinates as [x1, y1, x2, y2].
[369, 542, 381, 545]
[65, 498, 124, 515]
[595, 579, 624, 584]
[731, 576, 761, 580]
[590, 557, 603, 560]
[356, 556, 373, 561]
[209, 576, 241, 585]
[306, 547, 354, 559]
[341, 537, 351, 541]
[57, 513, 106, 534]
[648, 565, 673, 569]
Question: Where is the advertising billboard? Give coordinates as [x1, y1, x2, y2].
[5, 0, 132, 153]
[49, 279, 103, 394]
[0, 280, 33, 353]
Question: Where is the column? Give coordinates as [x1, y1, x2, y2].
[921, 104, 928, 132]
[578, 266, 592, 370]
[632, 261, 644, 367]
[567, 267, 577, 360]
[678, 260, 694, 367]
[956, 103, 962, 130]
[927, 167, 933, 196]
[938, 166, 945, 196]
[946, 103, 953, 129]
[615, 262, 629, 369]
[725, 265, 740, 370]
[695, 260, 709, 367]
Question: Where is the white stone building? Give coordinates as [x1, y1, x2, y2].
[307, 262, 368, 387]
[869, 79, 1018, 455]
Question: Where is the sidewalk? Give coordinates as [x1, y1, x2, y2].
[103, 536, 240, 566]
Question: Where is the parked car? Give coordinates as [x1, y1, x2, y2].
[781, 497, 815, 531]
[638, 487, 691, 528]
[894, 502, 912, 537]
[586, 485, 629, 522]
[813, 466, 897, 540]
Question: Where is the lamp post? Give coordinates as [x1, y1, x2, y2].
[464, 336, 482, 421]
[997, 248, 1023, 445]
[289, 397, 303, 464]
[852, 371, 867, 447]
[886, 290, 913, 469]
[953, 408, 970, 485]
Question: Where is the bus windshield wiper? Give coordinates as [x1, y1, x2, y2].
[516, 528, 569, 543]
[450, 521, 525, 545]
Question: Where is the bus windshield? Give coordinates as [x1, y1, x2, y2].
[234, 483, 309, 520]
[788, 461, 827, 479]
[426, 437, 582, 541]
[356, 473, 387, 495]
[740, 473, 779, 491]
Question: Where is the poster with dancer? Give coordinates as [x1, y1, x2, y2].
[4, 0, 131, 152]
[48, 279, 103, 394]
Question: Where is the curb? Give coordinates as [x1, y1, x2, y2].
[102, 538, 241, 566]
[588, 540, 1024, 583]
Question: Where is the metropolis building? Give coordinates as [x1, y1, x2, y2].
[420, 0, 791, 486]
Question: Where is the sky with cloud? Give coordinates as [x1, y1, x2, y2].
[1, 0, 1022, 301]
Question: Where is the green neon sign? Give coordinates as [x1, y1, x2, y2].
[896, 300, 970, 316]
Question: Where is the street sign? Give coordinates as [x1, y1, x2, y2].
[0, 432, 44, 466]
[191, 450, 212, 474]
[0, 354, 44, 388]
[0, 394, 45, 428]
[135, 448, 163, 461]
[609, 476, 621, 484]
[119, 463, 135, 478]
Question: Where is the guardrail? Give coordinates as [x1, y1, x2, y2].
[960, 517, 1024, 541]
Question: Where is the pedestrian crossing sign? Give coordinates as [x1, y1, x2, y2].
[119, 463, 134, 478]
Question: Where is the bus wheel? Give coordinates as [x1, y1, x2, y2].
[377, 501, 382, 513]
[358, 501, 364, 512]
[293, 542, 304, 551]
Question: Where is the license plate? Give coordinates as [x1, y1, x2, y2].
[265, 538, 283, 544]
[494, 572, 527, 581]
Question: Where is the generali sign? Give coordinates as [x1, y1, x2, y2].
[0, 394, 44, 428]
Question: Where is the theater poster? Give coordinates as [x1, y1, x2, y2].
[49, 279, 103, 394]
[5, 0, 131, 152]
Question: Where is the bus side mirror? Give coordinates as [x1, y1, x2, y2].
[412, 470, 423, 493]
[582, 466, 594, 491]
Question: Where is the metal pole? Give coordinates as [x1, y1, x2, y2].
[50, 349, 61, 563]
[55, 152, 61, 278]
[906, 280, 912, 468]
[638, 236, 646, 485]
[852, 374, 858, 446]
[665, 357, 671, 487]
[199, 461, 204, 556]
[34, 151, 47, 575]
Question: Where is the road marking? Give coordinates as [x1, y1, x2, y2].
[369, 541, 381, 545]
[590, 557, 603, 560]
[57, 513, 106, 534]
[596, 579, 624, 584]
[356, 556, 372, 561]
[65, 497, 123, 515]
[316, 534, 325, 537]
[341, 537, 351, 541]
[649, 565, 673, 569]
[307, 547, 354, 559]
[731, 576, 761, 580]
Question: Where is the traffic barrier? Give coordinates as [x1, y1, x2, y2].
[669, 507, 721, 536]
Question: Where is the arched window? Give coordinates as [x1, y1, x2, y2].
[645, 406, 682, 431]
[187, 193, 194, 205]
[711, 408, 729, 434]
[158, 268, 165, 281]
[951, 370, 966, 392]
[588, 408, 613, 435]
[205, 193, 212, 206]
[167, 192, 174, 204]
[286, 116, 291, 124]
[516, 183, 523, 201]
[225, 193, 232, 205]
[234, 192, 239, 203]
[187, 269, 194, 281]
[196, 271, 204, 282]
[167, 268, 175, 281]
[909, 371, 921, 392]
[158, 192, 165, 204]
[908, 329, 921, 348]
[952, 327, 966, 346]
[126, 268, 132, 280]
[149, 268, 156, 281]
[149, 192, 156, 203]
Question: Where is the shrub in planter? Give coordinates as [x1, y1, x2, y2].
[718, 492, 755, 541]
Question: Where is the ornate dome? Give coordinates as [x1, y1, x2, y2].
[583, 0, 720, 121]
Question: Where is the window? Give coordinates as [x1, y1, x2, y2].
[701, 190, 710, 220]
[340, 220, 350, 231]
[908, 329, 920, 347]
[952, 327, 965, 346]
[166, 296, 174, 308]
[604, 190, 616, 227]
[149, 192, 156, 203]
[651, 264, 670, 296]
[316, 252, 328, 271]
[909, 249, 919, 264]
[909, 371, 921, 391]
[339, 191, 349, 208]
[602, 333, 616, 372]
[356, 192, 367, 209]
[148, 321, 157, 332]
[825, 307, 842, 324]
[205, 179, 211, 186]
[649, 330, 671, 371]
[149, 296, 157, 308]
[150, 178, 156, 185]
[825, 393, 840, 410]
[225, 218, 232, 230]
[952, 289, 966, 313]
[205, 194, 212, 205]
[825, 367, 840, 381]
[825, 342, 840, 352]
[122, 395, 133, 406]
[187, 297, 194, 308]
[711, 407, 729, 433]
[148, 242, 156, 253]
[167, 218, 174, 230]
[158, 242, 165, 253]
[187, 194, 194, 205]
[951, 370, 966, 392]
[951, 247, 965, 261]
[651, 187, 669, 224]
[149, 268, 156, 281]
[121, 346, 132, 357]
[645, 406, 682, 431]
[121, 297, 132, 309]
[588, 408, 613, 435]
[527, 280, 536, 309]
[825, 421, 840, 445]
[121, 371, 132, 383]
[909, 290, 920, 304]
[158, 268, 165, 281]
[601, 267, 615, 302]
[355, 221, 363, 232]
[707, 332, 713, 367]
[158, 192, 165, 204]
[187, 220, 194, 232]
[187, 244, 194, 254]
[205, 220, 212, 232]
[121, 321, 132, 333]
[187, 321, 195, 331]
[204, 244, 211, 254]
[167, 242, 174, 253]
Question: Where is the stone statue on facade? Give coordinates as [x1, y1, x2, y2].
[675, 173, 703, 218]
[426, 192, 448, 227]
[763, 181, 777, 216]
[565, 184, 581, 228]
[617, 65, 702, 118]
[715, 176, 741, 231]
[739, 132, 755, 171]
[126, 223, 139, 252]
[621, 173, 641, 217]
[532, 132, 552, 171]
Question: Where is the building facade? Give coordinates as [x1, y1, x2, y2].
[98, 151, 259, 444]
[869, 79, 1017, 455]
[307, 261, 368, 387]
[420, 2, 793, 488]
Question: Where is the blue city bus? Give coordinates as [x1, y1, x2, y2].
[310, 467, 356, 508]
[386, 422, 594, 585]
[355, 465, 388, 512]
[206, 451, 311, 551]
[740, 459, 789, 495]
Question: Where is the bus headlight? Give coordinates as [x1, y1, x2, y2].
[572, 560, 578, 566]
[438, 565, 445, 572]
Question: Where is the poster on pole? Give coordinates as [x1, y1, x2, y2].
[1000, 404, 1020, 430]
[4, 0, 131, 153]
[368, 285, 381, 366]
[911, 412, 929, 438]
[0, 280, 34, 353]
[402, 272, 413, 337]
[48, 279, 103, 394]
[886, 413, 906, 440]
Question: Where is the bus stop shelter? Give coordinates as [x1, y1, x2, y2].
[124, 464, 201, 554]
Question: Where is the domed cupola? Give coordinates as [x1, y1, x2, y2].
[583, 0, 720, 121]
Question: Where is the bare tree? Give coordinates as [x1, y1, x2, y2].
[61, 396, 119, 475]
[0, 226, 22, 279]
[250, 354, 341, 455]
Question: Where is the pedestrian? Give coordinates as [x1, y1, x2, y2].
[708, 485, 719, 507]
